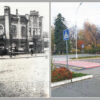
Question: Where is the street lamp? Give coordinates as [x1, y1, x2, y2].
[9, 33, 12, 58]
[75, 2, 83, 58]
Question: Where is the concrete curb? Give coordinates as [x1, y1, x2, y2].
[71, 57, 100, 60]
[51, 75, 93, 87]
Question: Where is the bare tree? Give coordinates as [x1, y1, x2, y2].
[83, 21, 99, 48]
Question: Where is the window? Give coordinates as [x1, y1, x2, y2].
[39, 22, 42, 27]
[0, 25, 4, 35]
[33, 16, 37, 27]
[29, 28, 31, 36]
[21, 26, 26, 37]
[11, 25, 17, 37]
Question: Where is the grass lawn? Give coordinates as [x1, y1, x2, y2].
[72, 72, 87, 78]
[71, 56, 100, 59]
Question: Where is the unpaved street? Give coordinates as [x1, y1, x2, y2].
[0, 54, 49, 97]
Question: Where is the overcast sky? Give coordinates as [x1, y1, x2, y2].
[51, 2, 100, 29]
[0, 2, 49, 33]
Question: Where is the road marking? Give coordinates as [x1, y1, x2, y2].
[54, 61, 100, 69]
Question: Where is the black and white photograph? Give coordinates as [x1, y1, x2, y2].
[0, 2, 49, 97]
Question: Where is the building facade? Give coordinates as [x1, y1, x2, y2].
[0, 6, 43, 54]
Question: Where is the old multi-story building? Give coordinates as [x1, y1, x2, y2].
[0, 6, 43, 54]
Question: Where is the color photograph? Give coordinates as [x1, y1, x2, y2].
[51, 2, 100, 97]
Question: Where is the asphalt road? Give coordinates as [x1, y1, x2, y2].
[51, 58, 100, 97]
[53, 54, 100, 61]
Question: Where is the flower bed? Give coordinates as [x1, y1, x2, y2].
[51, 67, 88, 82]
[51, 67, 72, 82]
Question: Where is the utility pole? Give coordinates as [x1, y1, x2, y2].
[75, 2, 83, 58]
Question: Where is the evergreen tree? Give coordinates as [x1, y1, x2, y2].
[54, 13, 70, 54]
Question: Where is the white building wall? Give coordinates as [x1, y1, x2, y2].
[17, 16, 21, 39]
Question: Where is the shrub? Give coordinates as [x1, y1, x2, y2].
[96, 44, 100, 54]
[85, 45, 92, 51]
[84, 45, 100, 54]
[51, 67, 72, 82]
[71, 49, 80, 54]
[97, 44, 100, 48]
[84, 45, 93, 53]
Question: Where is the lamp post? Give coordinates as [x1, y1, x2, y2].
[9, 33, 12, 58]
[75, 2, 83, 58]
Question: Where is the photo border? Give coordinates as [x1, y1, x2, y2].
[0, 0, 100, 100]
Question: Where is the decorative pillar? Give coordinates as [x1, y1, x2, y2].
[4, 6, 11, 50]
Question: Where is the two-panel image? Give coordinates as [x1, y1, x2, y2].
[0, 2, 100, 97]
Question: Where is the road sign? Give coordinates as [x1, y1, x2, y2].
[63, 29, 70, 69]
[63, 29, 69, 40]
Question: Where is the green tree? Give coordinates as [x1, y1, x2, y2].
[54, 13, 70, 54]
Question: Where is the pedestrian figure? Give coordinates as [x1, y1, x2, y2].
[13, 47, 17, 56]
[31, 48, 33, 56]
[9, 50, 12, 58]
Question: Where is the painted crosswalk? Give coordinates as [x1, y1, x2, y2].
[54, 60, 100, 69]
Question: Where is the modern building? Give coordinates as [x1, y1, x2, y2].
[0, 6, 43, 54]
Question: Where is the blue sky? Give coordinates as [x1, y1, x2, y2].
[51, 2, 100, 29]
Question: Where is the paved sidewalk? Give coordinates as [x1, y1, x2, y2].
[0, 53, 47, 59]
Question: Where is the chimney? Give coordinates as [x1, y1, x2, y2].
[4, 6, 10, 16]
